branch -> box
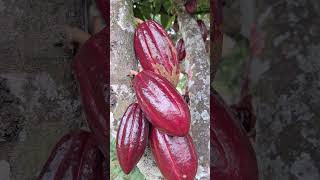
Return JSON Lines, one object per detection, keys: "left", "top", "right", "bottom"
{"left": 175, "top": 1, "right": 211, "bottom": 179}
{"left": 110, "top": 0, "right": 162, "bottom": 179}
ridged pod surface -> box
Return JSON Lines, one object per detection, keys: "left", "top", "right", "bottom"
{"left": 38, "top": 130, "right": 105, "bottom": 180}
{"left": 210, "top": 91, "right": 259, "bottom": 180}
{"left": 197, "top": 20, "right": 208, "bottom": 41}
{"left": 74, "top": 27, "right": 109, "bottom": 158}
{"left": 133, "top": 70, "right": 190, "bottom": 136}
{"left": 176, "top": 38, "right": 186, "bottom": 62}
{"left": 150, "top": 127, "right": 198, "bottom": 180}
{"left": 116, "top": 103, "right": 149, "bottom": 174}
{"left": 134, "top": 20, "right": 180, "bottom": 86}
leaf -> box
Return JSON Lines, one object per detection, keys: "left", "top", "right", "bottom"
{"left": 161, "top": 14, "right": 175, "bottom": 30}
{"left": 162, "top": 0, "right": 173, "bottom": 14}
{"left": 110, "top": 137, "right": 145, "bottom": 179}
{"left": 153, "top": 0, "right": 162, "bottom": 14}
{"left": 177, "top": 73, "right": 187, "bottom": 93}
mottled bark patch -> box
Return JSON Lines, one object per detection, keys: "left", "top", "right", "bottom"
{"left": 255, "top": 1, "right": 320, "bottom": 179}
{"left": 0, "top": 77, "right": 24, "bottom": 142}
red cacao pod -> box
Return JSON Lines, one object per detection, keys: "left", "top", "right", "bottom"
{"left": 185, "top": 0, "right": 197, "bottom": 14}
{"left": 134, "top": 20, "right": 180, "bottom": 86}
{"left": 150, "top": 127, "right": 198, "bottom": 180}
{"left": 176, "top": 38, "right": 186, "bottom": 62}
{"left": 38, "top": 130, "right": 105, "bottom": 180}
{"left": 74, "top": 27, "right": 109, "bottom": 158}
{"left": 210, "top": 91, "right": 259, "bottom": 180}
{"left": 172, "top": 19, "right": 179, "bottom": 33}
{"left": 197, "top": 20, "right": 208, "bottom": 41}
{"left": 133, "top": 70, "right": 190, "bottom": 136}
{"left": 116, "top": 103, "right": 149, "bottom": 174}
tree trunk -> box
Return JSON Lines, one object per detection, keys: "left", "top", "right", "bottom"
{"left": 0, "top": 0, "right": 84, "bottom": 179}
{"left": 254, "top": 0, "right": 320, "bottom": 179}
{"left": 110, "top": 0, "right": 163, "bottom": 179}
{"left": 175, "top": 1, "right": 211, "bottom": 179}
{"left": 111, "top": 0, "right": 210, "bottom": 179}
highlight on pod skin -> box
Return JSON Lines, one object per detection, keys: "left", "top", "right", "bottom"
{"left": 0, "top": 0, "right": 311, "bottom": 179}
{"left": 110, "top": 0, "right": 210, "bottom": 179}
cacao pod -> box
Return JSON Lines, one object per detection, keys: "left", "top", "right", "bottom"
{"left": 134, "top": 20, "right": 180, "bottom": 86}
{"left": 150, "top": 127, "right": 198, "bottom": 180}
{"left": 176, "top": 38, "right": 186, "bottom": 62}
{"left": 172, "top": 19, "right": 179, "bottom": 33}
{"left": 133, "top": 70, "right": 190, "bottom": 136}
{"left": 116, "top": 103, "right": 149, "bottom": 174}
{"left": 210, "top": 91, "right": 259, "bottom": 180}
{"left": 185, "top": 0, "right": 197, "bottom": 14}
{"left": 197, "top": 20, "right": 208, "bottom": 41}
{"left": 38, "top": 130, "right": 105, "bottom": 180}
{"left": 74, "top": 27, "right": 109, "bottom": 158}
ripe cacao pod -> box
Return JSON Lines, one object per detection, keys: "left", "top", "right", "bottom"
{"left": 197, "top": 20, "right": 208, "bottom": 41}
{"left": 116, "top": 103, "right": 149, "bottom": 174}
{"left": 134, "top": 20, "right": 180, "bottom": 86}
{"left": 150, "top": 127, "right": 198, "bottom": 180}
{"left": 176, "top": 38, "right": 186, "bottom": 62}
{"left": 185, "top": 0, "right": 197, "bottom": 14}
{"left": 210, "top": 91, "right": 259, "bottom": 180}
{"left": 74, "top": 27, "right": 109, "bottom": 158}
{"left": 133, "top": 70, "right": 190, "bottom": 136}
{"left": 38, "top": 130, "right": 105, "bottom": 180}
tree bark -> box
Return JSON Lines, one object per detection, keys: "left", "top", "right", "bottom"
{"left": 254, "top": 0, "right": 320, "bottom": 179}
{"left": 110, "top": 0, "right": 163, "bottom": 179}
{"left": 175, "top": 1, "right": 211, "bottom": 179}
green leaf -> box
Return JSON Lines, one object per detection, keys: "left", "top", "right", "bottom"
{"left": 177, "top": 73, "right": 187, "bottom": 93}
{"left": 153, "top": 0, "right": 162, "bottom": 14}
{"left": 162, "top": 0, "right": 173, "bottom": 14}
{"left": 161, "top": 14, "right": 175, "bottom": 30}
{"left": 110, "top": 137, "right": 145, "bottom": 179}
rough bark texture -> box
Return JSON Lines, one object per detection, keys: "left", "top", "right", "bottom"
{"left": 110, "top": 0, "right": 136, "bottom": 136}
{"left": 110, "top": 0, "right": 162, "bottom": 179}
{"left": 175, "top": 1, "right": 211, "bottom": 179}
{"left": 0, "top": 0, "right": 85, "bottom": 179}
{"left": 254, "top": 0, "right": 320, "bottom": 179}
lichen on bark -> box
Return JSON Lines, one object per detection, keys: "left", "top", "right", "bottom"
{"left": 110, "top": 0, "right": 162, "bottom": 179}
{"left": 176, "top": 3, "right": 211, "bottom": 179}
{"left": 254, "top": 0, "right": 320, "bottom": 179}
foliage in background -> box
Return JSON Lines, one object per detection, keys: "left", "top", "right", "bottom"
{"left": 214, "top": 39, "right": 249, "bottom": 104}
{"left": 110, "top": 0, "right": 210, "bottom": 179}
{"left": 110, "top": 138, "right": 145, "bottom": 180}
{"left": 133, "top": 0, "right": 209, "bottom": 30}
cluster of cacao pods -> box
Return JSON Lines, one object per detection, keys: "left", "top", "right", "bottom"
{"left": 116, "top": 20, "right": 198, "bottom": 179}
{"left": 38, "top": 130, "right": 108, "bottom": 180}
